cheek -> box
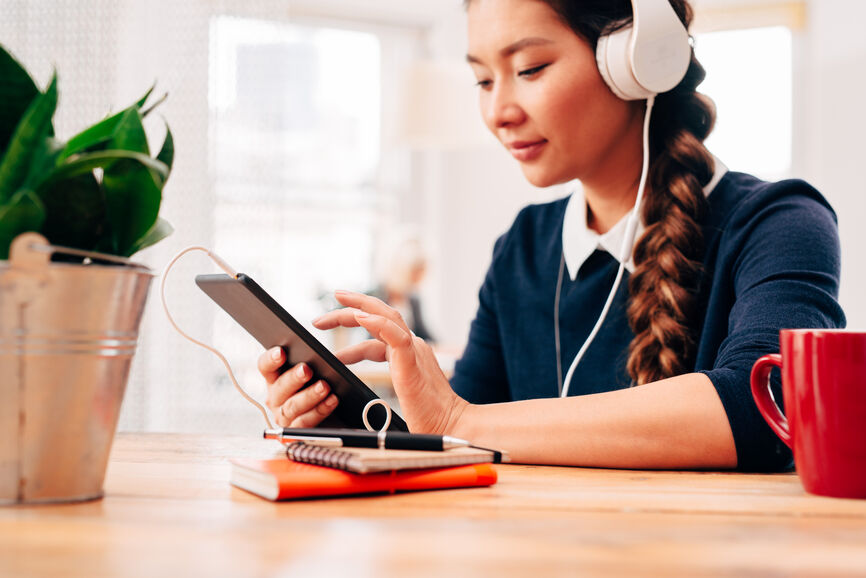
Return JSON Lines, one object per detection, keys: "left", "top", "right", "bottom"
{"left": 543, "top": 78, "right": 629, "bottom": 155}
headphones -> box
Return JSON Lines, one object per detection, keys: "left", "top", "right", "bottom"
{"left": 595, "top": 0, "right": 691, "bottom": 100}
{"left": 557, "top": 0, "right": 692, "bottom": 397}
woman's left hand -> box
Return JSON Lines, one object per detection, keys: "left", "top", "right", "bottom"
{"left": 313, "top": 290, "right": 469, "bottom": 435}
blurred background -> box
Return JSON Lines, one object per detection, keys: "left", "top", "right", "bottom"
{"left": 1, "top": 0, "right": 863, "bottom": 433}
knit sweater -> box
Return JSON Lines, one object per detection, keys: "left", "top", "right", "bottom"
{"left": 450, "top": 171, "right": 846, "bottom": 471}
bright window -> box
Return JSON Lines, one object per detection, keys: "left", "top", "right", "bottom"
{"left": 695, "top": 26, "right": 793, "bottom": 180}
{"left": 209, "top": 16, "right": 382, "bottom": 326}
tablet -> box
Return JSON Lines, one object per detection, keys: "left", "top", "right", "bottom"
{"left": 195, "top": 273, "right": 408, "bottom": 432}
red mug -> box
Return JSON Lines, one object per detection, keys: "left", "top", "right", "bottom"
{"left": 751, "top": 329, "right": 866, "bottom": 498}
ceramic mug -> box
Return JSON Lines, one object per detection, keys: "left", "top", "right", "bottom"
{"left": 751, "top": 329, "right": 866, "bottom": 499}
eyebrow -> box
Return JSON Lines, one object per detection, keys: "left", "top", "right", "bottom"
{"left": 466, "top": 37, "right": 554, "bottom": 65}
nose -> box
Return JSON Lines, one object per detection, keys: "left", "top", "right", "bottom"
{"left": 481, "top": 81, "right": 525, "bottom": 132}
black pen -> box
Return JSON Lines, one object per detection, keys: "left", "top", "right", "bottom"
{"left": 263, "top": 428, "right": 471, "bottom": 451}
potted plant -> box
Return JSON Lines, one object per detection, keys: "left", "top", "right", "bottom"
{"left": 0, "top": 44, "right": 173, "bottom": 503}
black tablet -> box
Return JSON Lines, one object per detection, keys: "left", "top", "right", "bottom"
{"left": 195, "top": 273, "right": 408, "bottom": 432}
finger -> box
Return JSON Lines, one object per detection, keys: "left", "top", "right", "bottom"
{"left": 354, "top": 311, "right": 415, "bottom": 354}
{"left": 289, "top": 394, "right": 339, "bottom": 428}
{"left": 312, "top": 307, "right": 362, "bottom": 330}
{"left": 335, "top": 339, "right": 387, "bottom": 364}
{"left": 258, "top": 347, "right": 286, "bottom": 384}
{"left": 334, "top": 290, "right": 411, "bottom": 334}
{"left": 266, "top": 362, "right": 313, "bottom": 408}
{"left": 275, "top": 380, "right": 332, "bottom": 427}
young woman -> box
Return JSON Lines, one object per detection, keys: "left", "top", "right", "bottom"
{"left": 258, "top": 0, "right": 845, "bottom": 471}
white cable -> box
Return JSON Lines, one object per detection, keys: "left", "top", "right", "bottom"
{"left": 160, "top": 246, "right": 274, "bottom": 428}
{"left": 561, "top": 95, "right": 655, "bottom": 398}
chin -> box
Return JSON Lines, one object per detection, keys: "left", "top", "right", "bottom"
{"left": 519, "top": 164, "right": 568, "bottom": 189}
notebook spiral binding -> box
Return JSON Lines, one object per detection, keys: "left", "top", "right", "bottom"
{"left": 286, "top": 442, "right": 355, "bottom": 472}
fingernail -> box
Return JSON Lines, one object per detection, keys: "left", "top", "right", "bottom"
{"left": 270, "top": 348, "right": 282, "bottom": 361}
{"left": 325, "top": 395, "right": 338, "bottom": 407}
{"left": 355, "top": 311, "right": 369, "bottom": 319}
{"left": 311, "top": 315, "right": 323, "bottom": 324}
{"left": 315, "top": 382, "right": 326, "bottom": 394}
{"left": 296, "top": 364, "right": 308, "bottom": 378}
{"left": 335, "top": 289, "right": 348, "bottom": 296}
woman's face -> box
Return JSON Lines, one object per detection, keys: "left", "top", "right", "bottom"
{"left": 466, "top": 0, "right": 642, "bottom": 188}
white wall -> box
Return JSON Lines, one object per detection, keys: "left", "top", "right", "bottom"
{"left": 419, "top": 0, "right": 866, "bottom": 347}
{"left": 798, "top": 0, "right": 866, "bottom": 329}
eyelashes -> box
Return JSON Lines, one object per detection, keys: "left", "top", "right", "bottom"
{"left": 474, "top": 63, "right": 551, "bottom": 89}
{"left": 518, "top": 63, "right": 550, "bottom": 78}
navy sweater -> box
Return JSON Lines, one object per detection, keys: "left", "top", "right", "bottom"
{"left": 450, "top": 171, "right": 845, "bottom": 471}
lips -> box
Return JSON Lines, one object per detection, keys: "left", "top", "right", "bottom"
{"left": 507, "top": 139, "right": 547, "bottom": 162}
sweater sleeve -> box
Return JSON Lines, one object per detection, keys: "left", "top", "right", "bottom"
{"left": 450, "top": 235, "right": 512, "bottom": 404}
{"left": 698, "top": 181, "right": 846, "bottom": 472}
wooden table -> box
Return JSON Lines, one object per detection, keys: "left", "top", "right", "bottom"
{"left": 2, "top": 433, "right": 866, "bottom": 577}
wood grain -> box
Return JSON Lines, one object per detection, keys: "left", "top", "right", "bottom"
{"left": 1, "top": 433, "right": 865, "bottom": 578}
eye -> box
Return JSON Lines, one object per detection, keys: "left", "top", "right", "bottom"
{"left": 475, "top": 78, "right": 492, "bottom": 89}
{"left": 518, "top": 63, "right": 550, "bottom": 78}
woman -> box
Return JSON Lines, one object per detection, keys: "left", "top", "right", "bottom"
{"left": 259, "top": 0, "right": 844, "bottom": 471}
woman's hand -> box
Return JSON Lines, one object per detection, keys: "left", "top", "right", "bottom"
{"left": 313, "top": 290, "right": 469, "bottom": 435}
{"left": 257, "top": 348, "right": 339, "bottom": 427}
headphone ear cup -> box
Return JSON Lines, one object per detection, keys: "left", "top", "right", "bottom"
{"left": 596, "top": 26, "right": 655, "bottom": 101}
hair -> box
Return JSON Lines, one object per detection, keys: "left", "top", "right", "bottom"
{"left": 467, "top": 0, "right": 716, "bottom": 385}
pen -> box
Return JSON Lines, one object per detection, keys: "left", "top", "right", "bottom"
{"left": 263, "top": 428, "right": 471, "bottom": 451}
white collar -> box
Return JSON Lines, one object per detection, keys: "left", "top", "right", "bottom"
{"left": 562, "top": 155, "right": 728, "bottom": 280}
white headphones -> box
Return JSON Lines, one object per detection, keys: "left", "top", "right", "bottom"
{"left": 595, "top": 0, "right": 691, "bottom": 100}
{"left": 557, "top": 0, "right": 692, "bottom": 397}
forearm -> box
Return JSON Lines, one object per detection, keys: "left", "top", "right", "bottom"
{"left": 451, "top": 373, "right": 738, "bottom": 469}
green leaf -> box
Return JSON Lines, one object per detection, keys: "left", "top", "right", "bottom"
{"left": 155, "top": 123, "right": 174, "bottom": 183}
{"left": 107, "top": 107, "right": 149, "bottom": 154}
{"left": 135, "top": 84, "right": 155, "bottom": 109}
{"left": 0, "top": 74, "right": 58, "bottom": 203}
{"left": 37, "top": 172, "right": 105, "bottom": 250}
{"left": 128, "top": 216, "right": 173, "bottom": 256}
{"left": 44, "top": 149, "right": 168, "bottom": 185}
{"left": 101, "top": 158, "right": 162, "bottom": 256}
{"left": 0, "top": 189, "right": 46, "bottom": 259}
{"left": 0, "top": 45, "right": 46, "bottom": 160}
{"left": 140, "top": 91, "right": 168, "bottom": 118}
{"left": 20, "top": 137, "right": 64, "bottom": 192}
{"left": 58, "top": 86, "right": 156, "bottom": 160}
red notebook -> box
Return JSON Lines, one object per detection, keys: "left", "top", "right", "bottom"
{"left": 230, "top": 458, "right": 498, "bottom": 501}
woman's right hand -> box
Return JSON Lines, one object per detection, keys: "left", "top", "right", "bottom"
{"left": 258, "top": 347, "right": 339, "bottom": 427}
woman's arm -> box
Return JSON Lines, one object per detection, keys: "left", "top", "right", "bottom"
{"left": 452, "top": 372, "right": 737, "bottom": 468}
{"left": 316, "top": 291, "right": 738, "bottom": 469}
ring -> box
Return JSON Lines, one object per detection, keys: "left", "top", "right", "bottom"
{"left": 362, "top": 399, "right": 392, "bottom": 433}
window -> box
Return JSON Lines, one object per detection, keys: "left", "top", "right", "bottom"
{"left": 209, "top": 17, "right": 383, "bottom": 326}
{"left": 694, "top": 26, "right": 794, "bottom": 180}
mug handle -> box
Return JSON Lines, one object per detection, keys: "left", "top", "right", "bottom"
{"left": 750, "top": 353, "right": 791, "bottom": 447}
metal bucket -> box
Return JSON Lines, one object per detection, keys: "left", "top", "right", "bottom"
{"left": 0, "top": 233, "right": 153, "bottom": 504}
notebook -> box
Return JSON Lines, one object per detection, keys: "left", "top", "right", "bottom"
{"left": 230, "top": 458, "right": 498, "bottom": 501}
{"left": 284, "top": 441, "right": 508, "bottom": 474}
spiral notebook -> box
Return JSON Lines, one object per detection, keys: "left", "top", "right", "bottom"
{"left": 283, "top": 441, "right": 508, "bottom": 474}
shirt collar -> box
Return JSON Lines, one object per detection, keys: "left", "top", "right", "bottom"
{"left": 562, "top": 155, "right": 728, "bottom": 280}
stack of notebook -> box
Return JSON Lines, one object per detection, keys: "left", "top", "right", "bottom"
{"left": 231, "top": 442, "right": 505, "bottom": 501}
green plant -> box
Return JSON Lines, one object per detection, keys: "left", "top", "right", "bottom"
{"left": 0, "top": 43, "right": 173, "bottom": 260}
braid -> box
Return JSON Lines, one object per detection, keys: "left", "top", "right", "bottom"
{"left": 626, "top": 56, "right": 716, "bottom": 385}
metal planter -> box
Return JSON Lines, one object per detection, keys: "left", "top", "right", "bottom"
{"left": 0, "top": 233, "right": 153, "bottom": 504}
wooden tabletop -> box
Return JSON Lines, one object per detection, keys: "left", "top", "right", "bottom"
{"left": 2, "top": 433, "right": 865, "bottom": 578}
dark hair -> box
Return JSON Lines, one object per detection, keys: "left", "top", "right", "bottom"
{"left": 470, "top": 0, "right": 716, "bottom": 384}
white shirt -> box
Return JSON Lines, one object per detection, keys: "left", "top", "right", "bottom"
{"left": 562, "top": 156, "right": 729, "bottom": 280}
